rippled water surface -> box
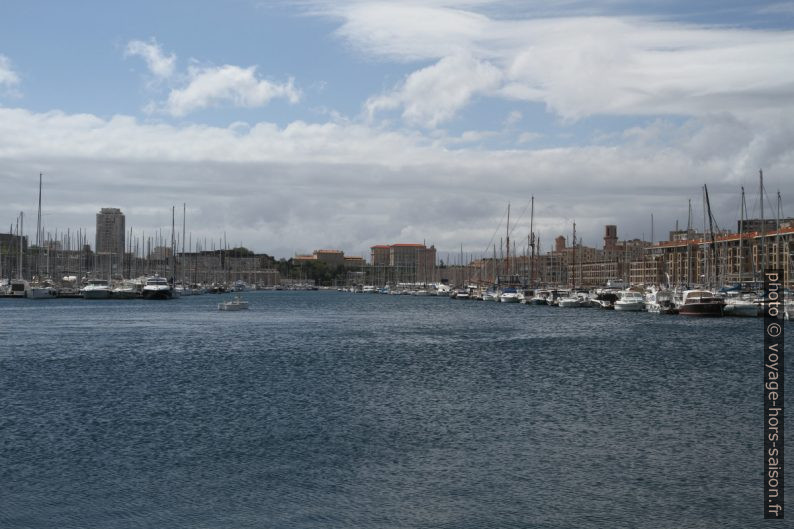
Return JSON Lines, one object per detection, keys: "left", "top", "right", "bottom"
{"left": 0, "top": 292, "right": 788, "bottom": 528}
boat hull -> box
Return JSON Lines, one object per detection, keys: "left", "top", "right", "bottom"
{"left": 679, "top": 303, "right": 725, "bottom": 317}
{"left": 142, "top": 288, "right": 173, "bottom": 300}
{"left": 82, "top": 290, "right": 111, "bottom": 299}
{"left": 28, "top": 287, "right": 58, "bottom": 299}
{"left": 499, "top": 295, "right": 520, "bottom": 303}
{"left": 614, "top": 301, "right": 644, "bottom": 311}
{"left": 724, "top": 302, "right": 759, "bottom": 317}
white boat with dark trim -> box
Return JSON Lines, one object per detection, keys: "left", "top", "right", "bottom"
{"left": 678, "top": 290, "right": 725, "bottom": 317}
{"left": 81, "top": 279, "right": 112, "bottom": 299}
{"left": 142, "top": 276, "right": 173, "bottom": 300}
{"left": 28, "top": 283, "right": 58, "bottom": 298}
{"left": 8, "top": 279, "right": 28, "bottom": 298}
{"left": 499, "top": 287, "right": 520, "bottom": 303}
{"left": 614, "top": 290, "right": 645, "bottom": 311}
{"left": 218, "top": 294, "right": 249, "bottom": 311}
{"left": 558, "top": 292, "right": 589, "bottom": 308}
{"left": 483, "top": 287, "right": 499, "bottom": 301}
{"left": 645, "top": 289, "right": 677, "bottom": 314}
{"left": 529, "top": 290, "right": 550, "bottom": 305}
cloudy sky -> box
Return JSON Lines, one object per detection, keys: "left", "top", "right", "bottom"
{"left": 1, "top": 0, "right": 793, "bottom": 259}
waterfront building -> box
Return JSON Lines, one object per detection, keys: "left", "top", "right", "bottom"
{"left": 369, "top": 243, "right": 437, "bottom": 284}
{"left": 370, "top": 245, "right": 391, "bottom": 266}
{"left": 294, "top": 249, "right": 354, "bottom": 268}
{"left": 149, "top": 246, "right": 173, "bottom": 260}
{"left": 344, "top": 256, "right": 365, "bottom": 268}
{"left": 738, "top": 217, "right": 794, "bottom": 234}
{"left": 650, "top": 226, "right": 794, "bottom": 287}
{"left": 0, "top": 233, "right": 28, "bottom": 279}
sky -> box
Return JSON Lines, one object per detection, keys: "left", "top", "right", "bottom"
{"left": 1, "top": 0, "right": 794, "bottom": 259}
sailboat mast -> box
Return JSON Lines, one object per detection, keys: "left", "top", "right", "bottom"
{"left": 739, "top": 187, "right": 745, "bottom": 284}
{"left": 182, "top": 203, "right": 187, "bottom": 287}
{"left": 505, "top": 203, "right": 510, "bottom": 281}
{"left": 704, "top": 184, "right": 718, "bottom": 287}
{"left": 171, "top": 206, "right": 176, "bottom": 284}
{"left": 572, "top": 220, "right": 576, "bottom": 289}
{"left": 529, "top": 195, "right": 534, "bottom": 287}
{"left": 686, "top": 199, "right": 692, "bottom": 287}
{"left": 36, "top": 173, "right": 42, "bottom": 278}
{"left": 777, "top": 191, "right": 781, "bottom": 271}
{"left": 760, "top": 169, "right": 765, "bottom": 279}
{"left": 19, "top": 212, "right": 24, "bottom": 279}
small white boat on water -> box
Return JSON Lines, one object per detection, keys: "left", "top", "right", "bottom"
{"left": 142, "top": 276, "right": 173, "bottom": 300}
{"left": 724, "top": 294, "right": 760, "bottom": 317}
{"left": 558, "top": 292, "right": 590, "bottom": 308}
{"left": 614, "top": 290, "right": 645, "bottom": 312}
{"left": 26, "top": 279, "right": 58, "bottom": 298}
{"left": 499, "top": 287, "right": 520, "bottom": 303}
{"left": 528, "top": 290, "right": 550, "bottom": 305}
{"left": 454, "top": 288, "right": 470, "bottom": 300}
{"left": 645, "top": 289, "right": 677, "bottom": 314}
{"left": 81, "top": 279, "right": 112, "bottom": 299}
{"left": 218, "top": 294, "right": 249, "bottom": 311}
{"left": 482, "top": 287, "right": 499, "bottom": 301}
{"left": 8, "top": 279, "right": 28, "bottom": 298}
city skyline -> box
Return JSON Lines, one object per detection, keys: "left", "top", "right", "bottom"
{"left": 1, "top": 1, "right": 793, "bottom": 258}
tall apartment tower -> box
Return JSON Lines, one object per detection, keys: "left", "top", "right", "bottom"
{"left": 95, "top": 208, "right": 125, "bottom": 255}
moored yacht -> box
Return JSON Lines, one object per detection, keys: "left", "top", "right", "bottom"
{"left": 81, "top": 279, "right": 112, "bottom": 299}
{"left": 499, "top": 287, "right": 520, "bottom": 303}
{"left": 483, "top": 287, "right": 499, "bottom": 301}
{"left": 529, "top": 290, "right": 550, "bottom": 305}
{"left": 678, "top": 290, "right": 725, "bottom": 317}
{"left": 558, "top": 292, "right": 590, "bottom": 308}
{"left": 614, "top": 290, "right": 645, "bottom": 311}
{"left": 645, "top": 289, "right": 677, "bottom": 314}
{"left": 8, "top": 279, "right": 28, "bottom": 298}
{"left": 142, "top": 276, "right": 173, "bottom": 300}
{"left": 723, "top": 293, "right": 760, "bottom": 317}
{"left": 453, "top": 288, "right": 470, "bottom": 300}
{"left": 28, "top": 279, "right": 58, "bottom": 298}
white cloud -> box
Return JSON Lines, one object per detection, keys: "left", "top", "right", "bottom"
{"left": 326, "top": 3, "right": 794, "bottom": 122}
{"left": 365, "top": 53, "right": 501, "bottom": 127}
{"left": 1, "top": 105, "right": 792, "bottom": 257}
{"left": 163, "top": 65, "right": 301, "bottom": 117}
{"left": 0, "top": 54, "right": 20, "bottom": 88}
{"left": 125, "top": 39, "right": 176, "bottom": 78}
{"left": 504, "top": 110, "right": 523, "bottom": 127}
{"left": 517, "top": 131, "right": 542, "bottom": 144}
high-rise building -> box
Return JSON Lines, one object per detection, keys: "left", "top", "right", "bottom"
{"left": 95, "top": 208, "right": 125, "bottom": 255}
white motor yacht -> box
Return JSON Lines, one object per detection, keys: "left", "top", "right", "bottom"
{"left": 8, "top": 279, "right": 28, "bottom": 298}
{"left": 499, "top": 287, "right": 520, "bottom": 303}
{"left": 724, "top": 294, "right": 760, "bottom": 317}
{"left": 219, "top": 294, "right": 249, "bottom": 311}
{"left": 614, "top": 290, "right": 645, "bottom": 311}
{"left": 529, "top": 290, "right": 550, "bottom": 305}
{"left": 558, "top": 292, "right": 589, "bottom": 308}
{"left": 483, "top": 287, "right": 499, "bottom": 301}
{"left": 81, "top": 279, "right": 112, "bottom": 299}
{"left": 645, "top": 289, "right": 677, "bottom": 314}
{"left": 142, "top": 276, "right": 173, "bottom": 300}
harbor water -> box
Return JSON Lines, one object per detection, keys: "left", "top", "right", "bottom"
{"left": 0, "top": 292, "right": 787, "bottom": 528}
